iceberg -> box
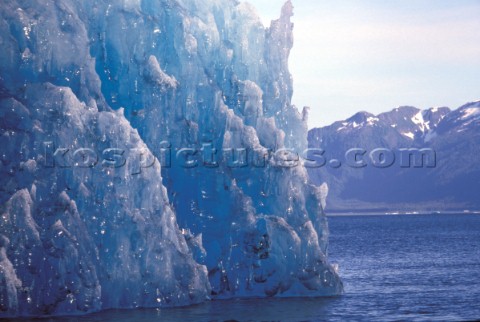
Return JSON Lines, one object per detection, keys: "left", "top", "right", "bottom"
{"left": 0, "top": 0, "right": 342, "bottom": 317}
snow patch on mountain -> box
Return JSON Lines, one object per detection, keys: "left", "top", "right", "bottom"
{"left": 402, "top": 132, "right": 415, "bottom": 140}
{"left": 366, "top": 117, "right": 379, "bottom": 126}
{"left": 461, "top": 107, "right": 480, "bottom": 120}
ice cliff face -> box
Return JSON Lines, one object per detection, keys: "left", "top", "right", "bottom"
{"left": 0, "top": 0, "right": 342, "bottom": 317}
{"left": 0, "top": 85, "right": 210, "bottom": 315}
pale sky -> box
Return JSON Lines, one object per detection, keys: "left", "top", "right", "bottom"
{"left": 247, "top": 0, "right": 480, "bottom": 128}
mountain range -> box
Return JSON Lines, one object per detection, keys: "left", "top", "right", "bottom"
{"left": 308, "top": 101, "right": 480, "bottom": 213}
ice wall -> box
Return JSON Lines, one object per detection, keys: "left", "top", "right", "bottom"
{"left": 0, "top": 0, "right": 342, "bottom": 317}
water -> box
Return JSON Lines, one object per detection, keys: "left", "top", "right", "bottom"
{"left": 10, "top": 214, "right": 480, "bottom": 321}
{"left": 326, "top": 214, "right": 480, "bottom": 321}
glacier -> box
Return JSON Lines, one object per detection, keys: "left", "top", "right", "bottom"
{"left": 0, "top": 0, "right": 342, "bottom": 317}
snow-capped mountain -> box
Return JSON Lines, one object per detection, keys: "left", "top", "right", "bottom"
{"left": 308, "top": 101, "right": 480, "bottom": 212}
{"left": 435, "top": 101, "right": 480, "bottom": 135}
{"left": 0, "top": 0, "right": 342, "bottom": 317}
{"left": 321, "top": 106, "right": 450, "bottom": 142}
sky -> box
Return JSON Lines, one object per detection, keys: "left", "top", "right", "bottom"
{"left": 248, "top": 0, "right": 480, "bottom": 128}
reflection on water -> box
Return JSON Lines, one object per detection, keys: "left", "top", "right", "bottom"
{"left": 31, "top": 297, "right": 340, "bottom": 322}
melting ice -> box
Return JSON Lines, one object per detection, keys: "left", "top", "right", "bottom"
{"left": 0, "top": 0, "right": 342, "bottom": 317}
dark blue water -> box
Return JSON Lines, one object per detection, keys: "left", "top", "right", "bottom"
{"left": 326, "top": 214, "right": 480, "bottom": 321}
{"left": 12, "top": 214, "right": 480, "bottom": 321}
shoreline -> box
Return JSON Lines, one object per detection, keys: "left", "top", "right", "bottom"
{"left": 327, "top": 210, "right": 480, "bottom": 217}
